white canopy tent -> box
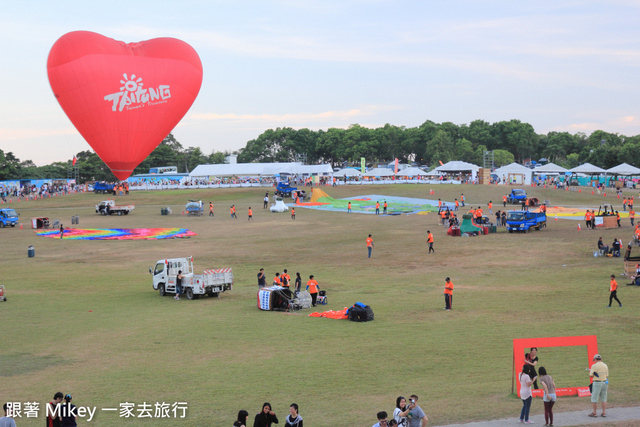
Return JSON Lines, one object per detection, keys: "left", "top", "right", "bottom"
{"left": 395, "top": 167, "right": 428, "bottom": 177}
{"left": 532, "top": 162, "right": 570, "bottom": 175}
{"left": 189, "top": 162, "right": 333, "bottom": 180}
{"left": 434, "top": 161, "right": 480, "bottom": 181}
{"left": 362, "top": 167, "right": 395, "bottom": 177}
{"left": 606, "top": 163, "right": 640, "bottom": 175}
{"left": 569, "top": 163, "right": 606, "bottom": 175}
{"left": 333, "top": 168, "right": 362, "bottom": 177}
{"left": 494, "top": 163, "right": 533, "bottom": 186}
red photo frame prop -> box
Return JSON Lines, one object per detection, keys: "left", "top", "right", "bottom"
{"left": 513, "top": 335, "right": 598, "bottom": 397}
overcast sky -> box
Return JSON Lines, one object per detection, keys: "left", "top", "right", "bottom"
{"left": 1, "top": 0, "right": 639, "bottom": 166}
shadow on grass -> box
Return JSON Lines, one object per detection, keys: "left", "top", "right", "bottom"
{"left": 0, "top": 353, "right": 65, "bottom": 377}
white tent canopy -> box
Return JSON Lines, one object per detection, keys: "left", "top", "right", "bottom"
{"left": 333, "top": 168, "right": 362, "bottom": 177}
{"left": 362, "top": 167, "right": 395, "bottom": 177}
{"left": 189, "top": 162, "right": 333, "bottom": 179}
{"left": 395, "top": 167, "right": 428, "bottom": 177}
{"left": 533, "top": 162, "right": 570, "bottom": 174}
{"left": 494, "top": 163, "right": 533, "bottom": 185}
{"left": 606, "top": 163, "right": 640, "bottom": 175}
{"left": 569, "top": 163, "right": 606, "bottom": 174}
{"left": 434, "top": 161, "right": 480, "bottom": 173}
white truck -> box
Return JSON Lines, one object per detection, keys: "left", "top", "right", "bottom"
{"left": 149, "top": 256, "right": 233, "bottom": 300}
{"left": 95, "top": 200, "right": 134, "bottom": 215}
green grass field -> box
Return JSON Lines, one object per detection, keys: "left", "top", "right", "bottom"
{"left": 1, "top": 184, "right": 639, "bottom": 426}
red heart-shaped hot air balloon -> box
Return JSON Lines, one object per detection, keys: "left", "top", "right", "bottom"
{"left": 47, "top": 31, "right": 203, "bottom": 180}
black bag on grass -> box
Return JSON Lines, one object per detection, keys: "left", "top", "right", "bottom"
{"left": 347, "top": 302, "right": 374, "bottom": 322}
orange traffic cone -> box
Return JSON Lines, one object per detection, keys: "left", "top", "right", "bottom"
{"left": 19, "top": 223, "right": 22, "bottom": 229}
{"left": 592, "top": 190, "right": 595, "bottom": 195}
{"left": 604, "top": 192, "right": 607, "bottom": 197}
{"left": 579, "top": 189, "right": 581, "bottom": 193}
{"left": 578, "top": 223, "right": 581, "bottom": 230}
{"left": 555, "top": 214, "right": 558, "bottom": 221}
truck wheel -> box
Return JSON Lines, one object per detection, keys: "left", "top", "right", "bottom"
{"left": 117, "top": 211, "right": 122, "bottom": 216}
{"left": 0, "top": 222, "right": 4, "bottom": 228}
{"left": 124, "top": 211, "right": 129, "bottom": 215}
{"left": 11, "top": 224, "right": 15, "bottom": 227}
{"left": 186, "top": 288, "right": 194, "bottom": 300}
{"left": 508, "top": 229, "right": 513, "bottom": 233}
{"left": 100, "top": 211, "right": 106, "bottom": 216}
{"left": 158, "top": 284, "right": 166, "bottom": 296}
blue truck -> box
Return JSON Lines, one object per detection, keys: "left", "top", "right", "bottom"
{"left": 506, "top": 189, "right": 527, "bottom": 204}
{"left": 506, "top": 211, "right": 547, "bottom": 233}
{"left": 93, "top": 181, "right": 115, "bottom": 194}
{"left": 276, "top": 181, "right": 297, "bottom": 197}
{"left": 0, "top": 208, "right": 19, "bottom": 228}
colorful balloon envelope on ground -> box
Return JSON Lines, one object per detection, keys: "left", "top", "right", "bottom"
{"left": 47, "top": 31, "right": 203, "bottom": 180}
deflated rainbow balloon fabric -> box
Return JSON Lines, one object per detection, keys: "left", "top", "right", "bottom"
{"left": 36, "top": 228, "right": 197, "bottom": 240}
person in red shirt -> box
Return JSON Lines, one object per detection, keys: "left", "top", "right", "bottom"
{"left": 248, "top": 207, "right": 253, "bottom": 221}
{"left": 366, "top": 234, "right": 374, "bottom": 258}
{"left": 608, "top": 275, "right": 622, "bottom": 307}
{"left": 47, "top": 392, "right": 63, "bottom": 427}
{"left": 291, "top": 207, "right": 295, "bottom": 220}
{"left": 427, "top": 231, "right": 434, "bottom": 254}
{"left": 306, "top": 275, "right": 320, "bottom": 306}
{"left": 444, "top": 277, "right": 454, "bottom": 310}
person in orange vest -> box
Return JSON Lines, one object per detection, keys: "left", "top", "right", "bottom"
{"left": 616, "top": 211, "right": 621, "bottom": 228}
{"left": 461, "top": 194, "right": 465, "bottom": 207}
{"left": 438, "top": 199, "right": 442, "bottom": 209}
{"left": 209, "top": 202, "right": 214, "bottom": 217}
{"left": 248, "top": 207, "right": 253, "bottom": 221}
{"left": 347, "top": 201, "right": 352, "bottom": 213}
{"left": 443, "top": 277, "right": 454, "bottom": 310}
{"left": 230, "top": 205, "right": 237, "bottom": 219}
{"left": 608, "top": 274, "right": 622, "bottom": 307}
{"left": 306, "top": 274, "right": 320, "bottom": 306}
{"left": 383, "top": 200, "right": 388, "bottom": 214}
{"left": 540, "top": 204, "right": 547, "bottom": 214}
{"left": 291, "top": 207, "right": 295, "bottom": 220}
{"left": 273, "top": 272, "right": 281, "bottom": 286}
{"left": 281, "top": 269, "right": 290, "bottom": 288}
{"left": 488, "top": 201, "right": 493, "bottom": 215}
{"left": 585, "top": 210, "right": 592, "bottom": 229}
{"left": 629, "top": 208, "right": 635, "bottom": 227}
{"left": 630, "top": 196, "right": 634, "bottom": 211}
{"left": 427, "top": 230, "right": 434, "bottom": 254}
{"left": 366, "top": 234, "right": 374, "bottom": 258}
{"left": 375, "top": 201, "right": 380, "bottom": 215}
{"left": 503, "top": 194, "right": 507, "bottom": 207}
{"left": 454, "top": 199, "right": 459, "bottom": 211}
{"left": 475, "top": 207, "right": 483, "bottom": 224}
{"left": 440, "top": 209, "right": 447, "bottom": 225}
{"left": 623, "top": 197, "right": 628, "bottom": 211}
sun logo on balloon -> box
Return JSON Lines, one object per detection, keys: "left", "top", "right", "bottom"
{"left": 120, "top": 73, "right": 143, "bottom": 92}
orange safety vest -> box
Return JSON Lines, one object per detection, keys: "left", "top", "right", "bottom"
{"left": 444, "top": 281, "right": 454, "bottom": 295}
{"left": 366, "top": 237, "right": 373, "bottom": 247}
{"left": 273, "top": 276, "right": 281, "bottom": 285}
{"left": 455, "top": 200, "right": 459, "bottom": 207}
{"left": 630, "top": 210, "right": 635, "bottom": 218}
{"left": 291, "top": 208, "right": 295, "bottom": 215}
{"left": 503, "top": 195, "right": 507, "bottom": 202}
{"left": 427, "top": 233, "right": 433, "bottom": 243}
{"left": 307, "top": 279, "right": 319, "bottom": 294}
{"left": 209, "top": 204, "right": 213, "bottom": 212}
{"left": 440, "top": 211, "right": 446, "bottom": 218}
{"left": 348, "top": 202, "right": 351, "bottom": 209}
{"left": 610, "top": 279, "right": 617, "bottom": 292}
{"left": 376, "top": 202, "right": 380, "bottom": 209}
{"left": 488, "top": 202, "right": 492, "bottom": 210}
{"left": 248, "top": 209, "right": 253, "bottom": 216}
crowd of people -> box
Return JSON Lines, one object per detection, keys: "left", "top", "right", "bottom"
{"left": 518, "top": 349, "right": 610, "bottom": 425}
{"left": 257, "top": 269, "right": 321, "bottom": 306}
{"left": 232, "top": 402, "right": 303, "bottom": 427}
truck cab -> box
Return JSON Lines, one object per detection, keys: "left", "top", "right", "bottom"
{"left": 506, "top": 211, "right": 547, "bottom": 232}
{"left": 151, "top": 257, "right": 194, "bottom": 296}
{"left": 507, "top": 189, "right": 527, "bottom": 204}
{"left": 0, "top": 209, "right": 19, "bottom": 227}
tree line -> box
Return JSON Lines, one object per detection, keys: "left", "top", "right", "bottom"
{"left": 2, "top": 119, "right": 640, "bottom": 182}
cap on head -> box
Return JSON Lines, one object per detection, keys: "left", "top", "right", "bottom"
{"left": 593, "top": 354, "right": 602, "bottom": 360}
